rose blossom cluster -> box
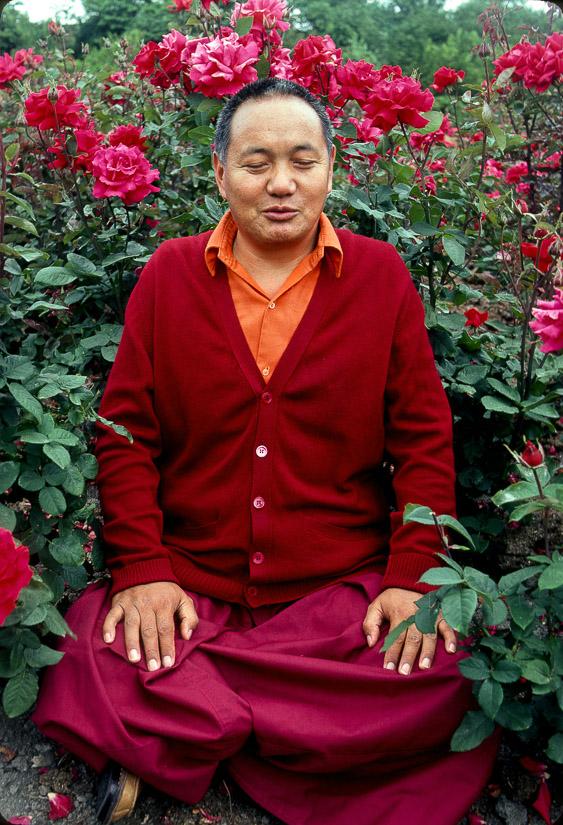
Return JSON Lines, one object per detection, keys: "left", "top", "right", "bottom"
{"left": 0, "top": 528, "right": 33, "bottom": 626}
{"left": 529, "top": 288, "right": 563, "bottom": 354}
{"left": 431, "top": 66, "right": 465, "bottom": 93}
{"left": 24, "top": 85, "right": 159, "bottom": 205}
{"left": 0, "top": 47, "right": 43, "bottom": 90}
{"left": 494, "top": 32, "right": 563, "bottom": 93}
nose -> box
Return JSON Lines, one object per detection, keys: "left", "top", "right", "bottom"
{"left": 266, "top": 163, "right": 297, "bottom": 197}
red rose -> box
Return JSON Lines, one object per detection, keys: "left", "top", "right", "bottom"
{"left": 334, "top": 59, "right": 385, "bottom": 106}
{"left": 362, "top": 76, "right": 434, "bottom": 133}
{"left": 520, "top": 440, "right": 544, "bottom": 468}
{"left": 47, "top": 127, "right": 104, "bottom": 173}
{"left": 157, "top": 29, "right": 188, "bottom": 81}
{"left": 291, "top": 35, "right": 342, "bottom": 99}
{"left": 0, "top": 52, "right": 26, "bottom": 89}
{"left": 410, "top": 114, "right": 455, "bottom": 152}
{"left": 108, "top": 124, "right": 149, "bottom": 153}
{"left": 521, "top": 234, "right": 558, "bottom": 273}
{"left": 133, "top": 41, "right": 173, "bottom": 89}
{"left": 168, "top": 0, "right": 192, "bottom": 10}
{"left": 92, "top": 144, "right": 160, "bottom": 206}
{"left": 0, "top": 529, "right": 33, "bottom": 626}
{"left": 24, "top": 85, "right": 89, "bottom": 131}
{"left": 431, "top": 66, "right": 465, "bottom": 93}
{"left": 504, "top": 161, "right": 528, "bottom": 184}
{"left": 189, "top": 32, "right": 260, "bottom": 98}
{"left": 464, "top": 308, "right": 489, "bottom": 328}
{"left": 529, "top": 287, "right": 563, "bottom": 353}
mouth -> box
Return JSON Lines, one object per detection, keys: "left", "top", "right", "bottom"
{"left": 262, "top": 207, "right": 299, "bottom": 221}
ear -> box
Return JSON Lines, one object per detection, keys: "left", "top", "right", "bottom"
{"left": 213, "top": 151, "right": 227, "bottom": 199}
{"left": 327, "top": 144, "right": 336, "bottom": 194}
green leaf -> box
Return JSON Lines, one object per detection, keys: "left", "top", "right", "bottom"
{"left": 19, "top": 430, "right": 48, "bottom": 444}
{"left": 24, "top": 644, "right": 64, "bottom": 668}
{"left": 546, "top": 732, "right": 563, "bottom": 763}
{"left": 2, "top": 667, "right": 39, "bottom": 717}
{"left": 403, "top": 504, "right": 434, "bottom": 525}
{"left": 66, "top": 253, "right": 98, "bottom": 276}
{"left": 487, "top": 378, "right": 520, "bottom": 403}
{"left": 34, "top": 266, "right": 77, "bottom": 286}
{"left": 481, "top": 395, "right": 519, "bottom": 415}
{"left": 479, "top": 677, "right": 503, "bottom": 719}
{"left": 95, "top": 414, "right": 133, "bottom": 443}
{"left": 509, "top": 501, "right": 550, "bottom": 521}
{"left": 414, "top": 604, "right": 440, "bottom": 633}
{"left": 441, "top": 587, "right": 478, "bottom": 633}
{"left": 492, "top": 481, "right": 538, "bottom": 507}
{"left": 456, "top": 365, "right": 489, "bottom": 385}
{"left": 538, "top": 561, "right": 563, "bottom": 591}
{"left": 506, "top": 594, "right": 535, "bottom": 629}
{"left": 381, "top": 617, "right": 413, "bottom": 652}
{"left": 4, "top": 215, "right": 38, "bottom": 236}
{"left": 463, "top": 567, "right": 497, "bottom": 597}
{"left": 187, "top": 125, "right": 215, "bottom": 145}
{"left": 76, "top": 453, "right": 98, "bottom": 479}
{"left": 43, "top": 442, "right": 71, "bottom": 469}
{"left": 495, "top": 701, "right": 532, "bottom": 731}
{"left": 43, "top": 463, "right": 66, "bottom": 485}
{"left": 17, "top": 469, "right": 44, "bottom": 491}
{"left": 419, "top": 568, "right": 463, "bottom": 585}
{"left": 458, "top": 655, "right": 490, "bottom": 680}
{"left": 442, "top": 235, "right": 466, "bottom": 266}
{"left": 0, "top": 461, "right": 19, "bottom": 493}
{"left": 482, "top": 598, "right": 508, "bottom": 625}
{"left": 436, "top": 515, "right": 476, "bottom": 550}
{"left": 20, "top": 604, "right": 48, "bottom": 626}
{"left": 8, "top": 383, "right": 43, "bottom": 423}
{"left": 49, "top": 534, "right": 84, "bottom": 566}
{"left": 0, "top": 503, "right": 17, "bottom": 531}
{"left": 411, "top": 110, "right": 444, "bottom": 135}
{"left": 410, "top": 221, "right": 441, "bottom": 236}
{"left": 519, "top": 659, "right": 551, "bottom": 684}
{"left": 50, "top": 428, "right": 79, "bottom": 447}
{"left": 489, "top": 123, "right": 506, "bottom": 151}
{"left": 62, "top": 466, "right": 85, "bottom": 497}
{"left": 450, "top": 710, "right": 495, "bottom": 751}
{"left": 42, "top": 604, "right": 75, "bottom": 638}
{"left": 235, "top": 14, "right": 253, "bottom": 35}
{"left": 38, "top": 486, "right": 67, "bottom": 516}
{"left": 491, "top": 660, "right": 521, "bottom": 683}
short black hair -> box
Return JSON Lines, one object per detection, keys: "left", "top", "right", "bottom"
{"left": 214, "top": 78, "right": 333, "bottom": 163}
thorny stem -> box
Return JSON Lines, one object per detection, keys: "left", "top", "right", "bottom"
{"left": 431, "top": 513, "right": 451, "bottom": 557}
{"left": 0, "top": 131, "right": 7, "bottom": 278}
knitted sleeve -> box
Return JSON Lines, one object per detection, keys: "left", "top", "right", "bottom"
{"left": 379, "top": 252, "right": 456, "bottom": 595}
{"left": 94, "top": 242, "right": 181, "bottom": 595}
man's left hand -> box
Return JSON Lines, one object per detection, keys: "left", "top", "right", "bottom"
{"left": 362, "top": 587, "right": 457, "bottom": 675}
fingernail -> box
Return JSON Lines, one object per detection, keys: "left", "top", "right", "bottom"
{"left": 104, "top": 633, "right": 112, "bottom": 643}
{"left": 366, "top": 635, "right": 373, "bottom": 647}
{"left": 448, "top": 642, "right": 456, "bottom": 652}
{"left": 400, "top": 663, "right": 411, "bottom": 675}
{"left": 129, "top": 649, "right": 140, "bottom": 662}
{"left": 384, "top": 662, "right": 395, "bottom": 670}
{"left": 162, "top": 656, "right": 172, "bottom": 668}
{"left": 421, "top": 657, "right": 431, "bottom": 669}
{"left": 185, "top": 628, "right": 193, "bottom": 640}
{"left": 148, "top": 659, "right": 159, "bottom": 671}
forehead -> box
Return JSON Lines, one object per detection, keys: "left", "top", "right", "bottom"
{"left": 228, "top": 96, "right": 326, "bottom": 154}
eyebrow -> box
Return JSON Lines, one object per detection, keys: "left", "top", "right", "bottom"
{"left": 239, "top": 143, "right": 320, "bottom": 158}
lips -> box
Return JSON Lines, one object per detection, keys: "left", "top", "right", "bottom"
{"left": 262, "top": 207, "right": 299, "bottom": 220}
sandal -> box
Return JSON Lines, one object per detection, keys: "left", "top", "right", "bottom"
{"left": 96, "top": 762, "right": 141, "bottom": 824}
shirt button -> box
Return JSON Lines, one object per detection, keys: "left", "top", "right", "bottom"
{"left": 262, "top": 366, "right": 270, "bottom": 377}
{"left": 261, "top": 392, "right": 272, "bottom": 404}
{"left": 247, "top": 586, "right": 258, "bottom": 597}
{"left": 268, "top": 301, "right": 276, "bottom": 309}
{"left": 256, "top": 445, "right": 268, "bottom": 458}
{"left": 252, "top": 551, "right": 265, "bottom": 565}
{"left": 253, "top": 496, "right": 265, "bottom": 509}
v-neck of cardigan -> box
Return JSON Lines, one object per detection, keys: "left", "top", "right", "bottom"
{"left": 215, "top": 254, "right": 336, "bottom": 395}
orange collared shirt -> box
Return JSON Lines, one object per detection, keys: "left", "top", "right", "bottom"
{"left": 205, "top": 210, "right": 343, "bottom": 382}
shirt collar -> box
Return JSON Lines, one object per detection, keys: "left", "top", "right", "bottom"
{"left": 204, "top": 210, "right": 343, "bottom": 278}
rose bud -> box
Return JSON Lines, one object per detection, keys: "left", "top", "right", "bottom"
{"left": 520, "top": 440, "right": 544, "bottom": 468}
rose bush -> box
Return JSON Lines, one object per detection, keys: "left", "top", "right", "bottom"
{"left": 0, "top": 2, "right": 561, "bottom": 810}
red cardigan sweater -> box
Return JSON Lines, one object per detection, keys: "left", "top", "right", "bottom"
{"left": 94, "top": 228, "right": 456, "bottom": 606}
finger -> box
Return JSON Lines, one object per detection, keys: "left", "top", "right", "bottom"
{"left": 418, "top": 631, "right": 438, "bottom": 670}
{"left": 362, "top": 600, "right": 386, "bottom": 647}
{"left": 177, "top": 596, "right": 198, "bottom": 641}
{"left": 155, "top": 606, "right": 176, "bottom": 668}
{"left": 102, "top": 602, "right": 124, "bottom": 644}
{"left": 138, "top": 604, "right": 161, "bottom": 671}
{"left": 382, "top": 626, "right": 408, "bottom": 672}
{"left": 438, "top": 617, "right": 457, "bottom": 653}
{"left": 122, "top": 602, "right": 142, "bottom": 664}
{"left": 397, "top": 625, "right": 424, "bottom": 676}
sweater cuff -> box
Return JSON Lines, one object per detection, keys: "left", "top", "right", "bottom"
{"left": 109, "top": 558, "right": 181, "bottom": 596}
{"left": 380, "top": 551, "right": 442, "bottom": 595}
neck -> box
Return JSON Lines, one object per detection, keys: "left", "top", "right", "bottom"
{"left": 233, "top": 227, "right": 319, "bottom": 290}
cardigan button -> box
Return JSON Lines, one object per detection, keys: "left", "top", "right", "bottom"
{"left": 253, "top": 496, "right": 265, "bottom": 509}
{"left": 252, "top": 551, "right": 265, "bottom": 565}
{"left": 247, "top": 586, "right": 258, "bottom": 597}
{"left": 256, "top": 445, "right": 268, "bottom": 458}
{"left": 261, "top": 391, "right": 272, "bottom": 404}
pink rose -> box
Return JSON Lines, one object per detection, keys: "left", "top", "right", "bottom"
{"left": 14, "top": 47, "right": 44, "bottom": 70}
{"left": 529, "top": 287, "right": 563, "bottom": 353}
{"left": 189, "top": 32, "right": 260, "bottom": 98}
{"left": 362, "top": 75, "right": 434, "bottom": 133}
{"left": 157, "top": 29, "right": 188, "bottom": 80}
{"left": 335, "top": 59, "right": 389, "bottom": 107}
{"left": 24, "top": 85, "right": 89, "bottom": 131}
{"left": 168, "top": 0, "right": 192, "bottom": 10}
{"left": 410, "top": 114, "right": 455, "bottom": 152}
{"left": 291, "top": 35, "right": 342, "bottom": 99}
{"left": 231, "top": 0, "right": 289, "bottom": 33}
{"left": 270, "top": 46, "right": 293, "bottom": 79}
{"left": 109, "top": 124, "right": 149, "bottom": 152}
{"left": 47, "top": 127, "right": 104, "bottom": 173}
{"left": 92, "top": 144, "right": 160, "bottom": 206}
{"left": 0, "top": 53, "right": 27, "bottom": 89}
{"left": 431, "top": 66, "right": 465, "bottom": 93}
{"left": 504, "top": 161, "right": 528, "bottom": 184}
{"left": 0, "top": 529, "right": 33, "bottom": 626}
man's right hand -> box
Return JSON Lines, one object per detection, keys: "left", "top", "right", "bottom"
{"left": 102, "top": 581, "right": 198, "bottom": 671}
